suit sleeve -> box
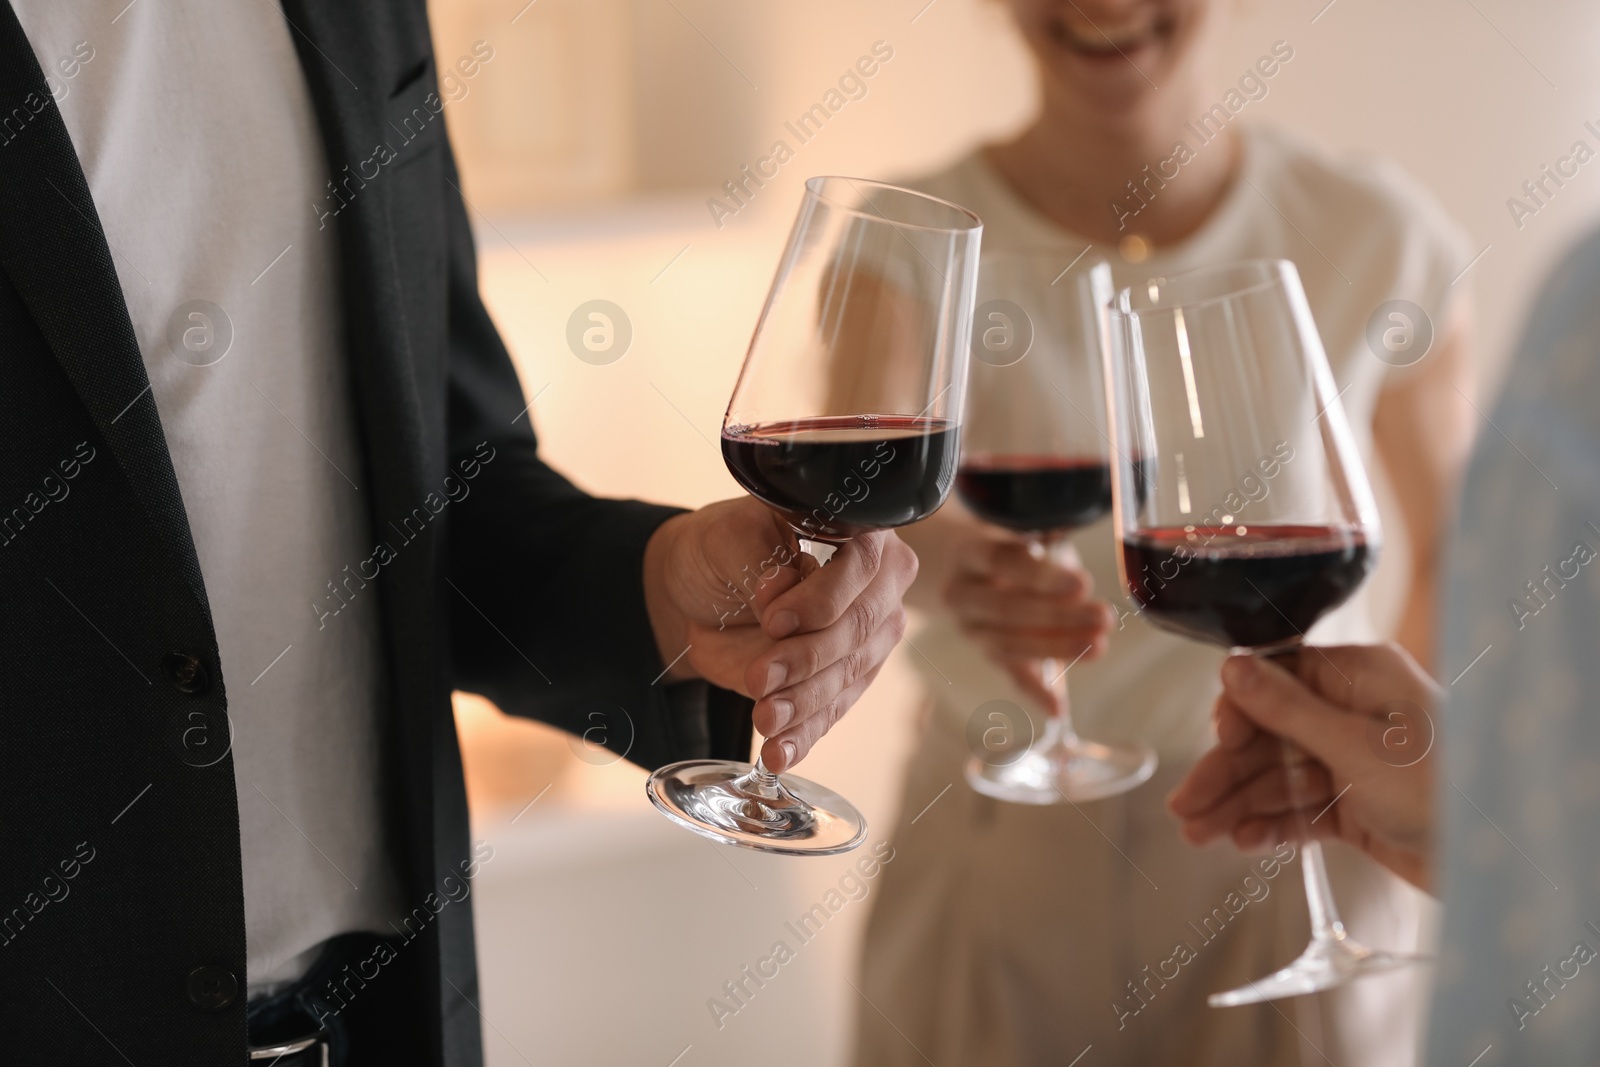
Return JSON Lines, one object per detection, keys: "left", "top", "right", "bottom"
{"left": 436, "top": 144, "right": 751, "bottom": 770}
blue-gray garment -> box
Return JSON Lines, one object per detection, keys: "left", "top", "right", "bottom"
{"left": 1428, "top": 230, "right": 1600, "bottom": 1065}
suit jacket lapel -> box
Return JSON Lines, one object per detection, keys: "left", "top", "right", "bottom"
{"left": 0, "top": 1, "right": 211, "bottom": 612}
{"left": 276, "top": 0, "right": 447, "bottom": 908}
{"left": 275, "top": 0, "right": 431, "bottom": 523}
{"left": 269, "top": 11, "right": 453, "bottom": 1060}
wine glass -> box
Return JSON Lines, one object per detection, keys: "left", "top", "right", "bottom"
{"left": 957, "top": 250, "right": 1156, "bottom": 804}
{"left": 645, "top": 176, "right": 982, "bottom": 855}
{"left": 1104, "top": 259, "right": 1421, "bottom": 1005}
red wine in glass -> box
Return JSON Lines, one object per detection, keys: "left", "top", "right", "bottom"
{"left": 1121, "top": 524, "right": 1373, "bottom": 649}
{"left": 723, "top": 416, "right": 958, "bottom": 543}
{"left": 956, "top": 455, "right": 1153, "bottom": 535}
{"left": 955, "top": 455, "right": 1112, "bottom": 534}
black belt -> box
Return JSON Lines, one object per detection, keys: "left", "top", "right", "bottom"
{"left": 247, "top": 932, "right": 411, "bottom": 1067}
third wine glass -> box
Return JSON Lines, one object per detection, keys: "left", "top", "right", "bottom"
{"left": 1105, "top": 259, "right": 1423, "bottom": 1005}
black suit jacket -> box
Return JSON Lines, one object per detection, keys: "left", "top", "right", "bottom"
{"left": 0, "top": 3, "right": 749, "bottom": 1063}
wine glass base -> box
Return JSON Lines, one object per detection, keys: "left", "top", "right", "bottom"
{"left": 1208, "top": 936, "right": 1429, "bottom": 1007}
{"left": 965, "top": 737, "right": 1157, "bottom": 805}
{"left": 646, "top": 759, "right": 868, "bottom": 856}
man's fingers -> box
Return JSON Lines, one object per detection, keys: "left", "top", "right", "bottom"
{"left": 745, "top": 541, "right": 911, "bottom": 699}
{"left": 760, "top": 664, "right": 878, "bottom": 773}
{"left": 761, "top": 664, "right": 878, "bottom": 772}
{"left": 759, "top": 531, "right": 915, "bottom": 641}
{"left": 753, "top": 607, "right": 901, "bottom": 743}
{"left": 707, "top": 500, "right": 808, "bottom": 622}
{"left": 680, "top": 623, "right": 770, "bottom": 697}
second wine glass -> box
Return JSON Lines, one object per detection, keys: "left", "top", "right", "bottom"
{"left": 959, "top": 250, "right": 1156, "bottom": 804}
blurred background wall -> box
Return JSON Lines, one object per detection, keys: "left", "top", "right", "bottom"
{"left": 426, "top": 2, "right": 1600, "bottom": 1064}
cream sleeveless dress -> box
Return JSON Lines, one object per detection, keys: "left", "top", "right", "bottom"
{"left": 853, "top": 126, "right": 1471, "bottom": 1067}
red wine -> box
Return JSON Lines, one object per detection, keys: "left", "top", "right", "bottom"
{"left": 1121, "top": 524, "right": 1374, "bottom": 649}
{"left": 722, "top": 415, "right": 957, "bottom": 541}
{"left": 956, "top": 455, "right": 1112, "bottom": 534}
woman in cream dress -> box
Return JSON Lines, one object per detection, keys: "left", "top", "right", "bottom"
{"left": 851, "top": 2, "right": 1476, "bottom": 1064}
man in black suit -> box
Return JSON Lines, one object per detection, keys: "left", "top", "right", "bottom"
{"left": 0, "top": 2, "right": 916, "bottom": 1064}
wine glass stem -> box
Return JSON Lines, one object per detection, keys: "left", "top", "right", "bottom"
{"left": 799, "top": 538, "right": 838, "bottom": 566}
{"left": 1040, "top": 657, "right": 1079, "bottom": 743}
{"left": 1257, "top": 646, "right": 1348, "bottom": 943}
{"left": 737, "top": 757, "right": 784, "bottom": 800}
{"left": 1277, "top": 689, "right": 1346, "bottom": 941}
{"left": 1282, "top": 753, "right": 1349, "bottom": 939}
{"left": 1297, "top": 838, "right": 1345, "bottom": 942}
{"left": 1033, "top": 535, "right": 1080, "bottom": 739}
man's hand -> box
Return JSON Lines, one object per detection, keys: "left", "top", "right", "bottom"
{"left": 642, "top": 497, "right": 917, "bottom": 773}
{"left": 1167, "top": 644, "right": 1439, "bottom": 893}
{"left": 942, "top": 532, "right": 1115, "bottom": 713}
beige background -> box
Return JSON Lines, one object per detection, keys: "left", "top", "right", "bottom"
{"left": 427, "top": 2, "right": 1600, "bottom": 1064}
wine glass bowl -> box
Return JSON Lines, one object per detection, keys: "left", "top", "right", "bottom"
{"left": 646, "top": 176, "right": 982, "bottom": 854}
{"left": 1106, "top": 259, "right": 1382, "bottom": 655}
{"left": 1105, "top": 259, "right": 1419, "bottom": 1005}
{"left": 955, "top": 250, "right": 1156, "bottom": 805}
{"left": 1119, "top": 522, "right": 1375, "bottom": 652}
{"left": 721, "top": 414, "right": 959, "bottom": 544}
{"left": 953, "top": 457, "right": 1114, "bottom": 533}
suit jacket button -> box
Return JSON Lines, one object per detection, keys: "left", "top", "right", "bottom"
{"left": 163, "top": 653, "right": 210, "bottom": 695}
{"left": 185, "top": 964, "right": 238, "bottom": 1011}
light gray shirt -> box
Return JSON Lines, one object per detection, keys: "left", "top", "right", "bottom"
{"left": 14, "top": 1, "right": 405, "bottom": 993}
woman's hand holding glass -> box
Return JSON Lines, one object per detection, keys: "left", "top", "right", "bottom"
{"left": 941, "top": 530, "right": 1116, "bottom": 714}
{"left": 1168, "top": 645, "right": 1439, "bottom": 893}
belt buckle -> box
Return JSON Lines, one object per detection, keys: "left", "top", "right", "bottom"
{"left": 248, "top": 1032, "right": 330, "bottom": 1066}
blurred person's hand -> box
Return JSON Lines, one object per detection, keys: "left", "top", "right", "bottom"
{"left": 942, "top": 531, "right": 1116, "bottom": 713}
{"left": 643, "top": 497, "right": 917, "bottom": 773}
{"left": 1167, "top": 645, "right": 1439, "bottom": 892}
